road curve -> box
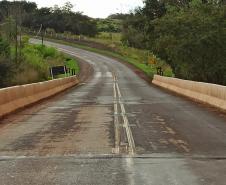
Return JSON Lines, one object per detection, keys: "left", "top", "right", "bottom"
{"left": 0, "top": 39, "right": 226, "bottom": 184}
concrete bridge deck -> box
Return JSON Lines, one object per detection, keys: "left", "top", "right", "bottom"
{"left": 0, "top": 39, "right": 226, "bottom": 185}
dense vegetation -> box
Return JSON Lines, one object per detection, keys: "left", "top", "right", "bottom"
{"left": 95, "top": 13, "right": 130, "bottom": 33}
{"left": 0, "top": 37, "right": 13, "bottom": 87}
{"left": 96, "top": 19, "right": 122, "bottom": 33}
{"left": 0, "top": 33, "right": 75, "bottom": 87}
{"left": 0, "top": 1, "right": 97, "bottom": 36}
{"left": 0, "top": 18, "right": 79, "bottom": 87}
{"left": 0, "top": 0, "right": 82, "bottom": 87}
{"left": 122, "top": 0, "right": 226, "bottom": 85}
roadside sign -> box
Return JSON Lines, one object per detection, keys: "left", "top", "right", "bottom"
{"left": 50, "top": 66, "right": 67, "bottom": 79}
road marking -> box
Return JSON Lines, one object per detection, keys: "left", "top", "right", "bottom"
{"left": 113, "top": 73, "right": 136, "bottom": 155}
{"left": 113, "top": 74, "right": 120, "bottom": 154}
{"left": 106, "top": 72, "right": 112, "bottom": 77}
{"left": 2, "top": 154, "right": 226, "bottom": 160}
{"left": 149, "top": 141, "right": 158, "bottom": 151}
{"left": 125, "top": 157, "right": 135, "bottom": 185}
{"left": 44, "top": 44, "right": 135, "bottom": 154}
{"left": 57, "top": 47, "right": 76, "bottom": 56}
{"left": 58, "top": 48, "right": 87, "bottom": 59}
{"left": 95, "top": 72, "right": 102, "bottom": 78}
{"left": 116, "top": 82, "right": 136, "bottom": 155}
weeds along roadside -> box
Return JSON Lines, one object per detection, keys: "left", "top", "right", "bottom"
{"left": 29, "top": 32, "right": 173, "bottom": 79}
{"left": 0, "top": 35, "right": 79, "bottom": 88}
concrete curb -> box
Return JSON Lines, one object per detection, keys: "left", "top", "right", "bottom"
{"left": 152, "top": 75, "right": 226, "bottom": 111}
{"left": 0, "top": 76, "right": 79, "bottom": 118}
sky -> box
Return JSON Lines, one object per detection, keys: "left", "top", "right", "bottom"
{"left": 29, "top": 0, "right": 144, "bottom": 18}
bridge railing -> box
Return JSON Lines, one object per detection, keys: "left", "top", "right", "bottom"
{"left": 153, "top": 75, "right": 226, "bottom": 111}
{"left": 0, "top": 76, "right": 79, "bottom": 118}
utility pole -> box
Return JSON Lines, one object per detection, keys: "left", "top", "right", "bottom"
{"left": 41, "top": 26, "right": 44, "bottom": 46}
{"left": 19, "top": 1, "right": 22, "bottom": 57}
{"left": 15, "top": 9, "right": 18, "bottom": 64}
{"left": 146, "top": 51, "right": 149, "bottom": 66}
{"left": 36, "top": 24, "right": 43, "bottom": 45}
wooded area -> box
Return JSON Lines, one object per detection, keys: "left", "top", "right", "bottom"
{"left": 122, "top": 0, "right": 226, "bottom": 85}
{"left": 0, "top": 1, "right": 98, "bottom": 36}
{"left": 0, "top": 1, "right": 81, "bottom": 87}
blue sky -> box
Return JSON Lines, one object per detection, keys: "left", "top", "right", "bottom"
{"left": 31, "top": 0, "right": 144, "bottom": 18}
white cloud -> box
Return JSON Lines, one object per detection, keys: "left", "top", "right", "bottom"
{"left": 29, "top": 0, "right": 144, "bottom": 18}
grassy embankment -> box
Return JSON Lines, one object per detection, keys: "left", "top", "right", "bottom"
{"left": 40, "top": 32, "right": 173, "bottom": 78}
{"left": 57, "top": 57, "right": 79, "bottom": 78}
{"left": 9, "top": 37, "right": 79, "bottom": 86}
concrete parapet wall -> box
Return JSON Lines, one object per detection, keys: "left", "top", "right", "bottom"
{"left": 152, "top": 75, "right": 226, "bottom": 111}
{"left": 0, "top": 76, "right": 79, "bottom": 118}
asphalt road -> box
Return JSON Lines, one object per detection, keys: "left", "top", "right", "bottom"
{"left": 0, "top": 39, "right": 226, "bottom": 185}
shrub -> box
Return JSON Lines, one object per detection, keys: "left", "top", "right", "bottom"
{"left": 0, "top": 58, "right": 14, "bottom": 87}
{"left": 42, "top": 47, "right": 57, "bottom": 58}
{"left": 0, "top": 37, "right": 10, "bottom": 56}
{"left": 149, "top": 4, "right": 226, "bottom": 84}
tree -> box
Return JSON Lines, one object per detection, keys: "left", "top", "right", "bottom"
{"left": 142, "top": 0, "right": 166, "bottom": 20}
{"left": 107, "top": 13, "right": 129, "bottom": 20}
{"left": 62, "top": 1, "right": 74, "bottom": 13}
{"left": 148, "top": 3, "right": 226, "bottom": 84}
{"left": 121, "top": 8, "right": 147, "bottom": 48}
{"left": 121, "top": 0, "right": 226, "bottom": 85}
{"left": 0, "top": 36, "right": 13, "bottom": 87}
{"left": 20, "top": 1, "right": 98, "bottom": 36}
{"left": 0, "top": 36, "right": 10, "bottom": 56}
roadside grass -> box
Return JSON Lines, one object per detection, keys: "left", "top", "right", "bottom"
{"left": 28, "top": 27, "right": 173, "bottom": 78}
{"left": 10, "top": 37, "right": 80, "bottom": 85}
{"left": 42, "top": 36, "right": 173, "bottom": 79}
{"left": 56, "top": 58, "right": 79, "bottom": 78}
{"left": 65, "top": 58, "right": 80, "bottom": 74}
{"left": 88, "top": 32, "right": 173, "bottom": 77}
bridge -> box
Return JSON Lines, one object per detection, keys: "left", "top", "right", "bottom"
{"left": 0, "top": 39, "right": 226, "bottom": 185}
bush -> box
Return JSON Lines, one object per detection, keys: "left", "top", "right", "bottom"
{"left": 149, "top": 3, "right": 226, "bottom": 84}
{"left": 0, "top": 37, "right": 10, "bottom": 56}
{"left": 43, "top": 47, "right": 57, "bottom": 58}
{"left": 33, "top": 44, "right": 57, "bottom": 58}
{"left": 0, "top": 58, "right": 14, "bottom": 87}
{"left": 21, "top": 35, "right": 30, "bottom": 47}
{"left": 0, "top": 37, "right": 13, "bottom": 87}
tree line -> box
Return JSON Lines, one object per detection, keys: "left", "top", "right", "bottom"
{"left": 0, "top": 0, "right": 127, "bottom": 87}
{"left": 0, "top": 0, "right": 98, "bottom": 36}
{"left": 122, "top": 0, "right": 226, "bottom": 85}
{"left": 0, "top": 1, "right": 89, "bottom": 87}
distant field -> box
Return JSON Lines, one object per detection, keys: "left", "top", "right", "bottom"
{"left": 89, "top": 32, "right": 122, "bottom": 45}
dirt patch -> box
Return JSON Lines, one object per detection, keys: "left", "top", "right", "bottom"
{"left": 67, "top": 56, "right": 94, "bottom": 83}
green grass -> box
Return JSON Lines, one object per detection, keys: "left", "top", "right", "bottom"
{"left": 54, "top": 58, "right": 79, "bottom": 79}
{"left": 33, "top": 30, "right": 174, "bottom": 78}
{"left": 13, "top": 38, "right": 80, "bottom": 84}
{"left": 65, "top": 58, "right": 80, "bottom": 75}
{"left": 89, "top": 32, "right": 122, "bottom": 45}
{"left": 42, "top": 37, "right": 173, "bottom": 79}
{"left": 38, "top": 31, "right": 173, "bottom": 78}
{"left": 34, "top": 45, "right": 57, "bottom": 58}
